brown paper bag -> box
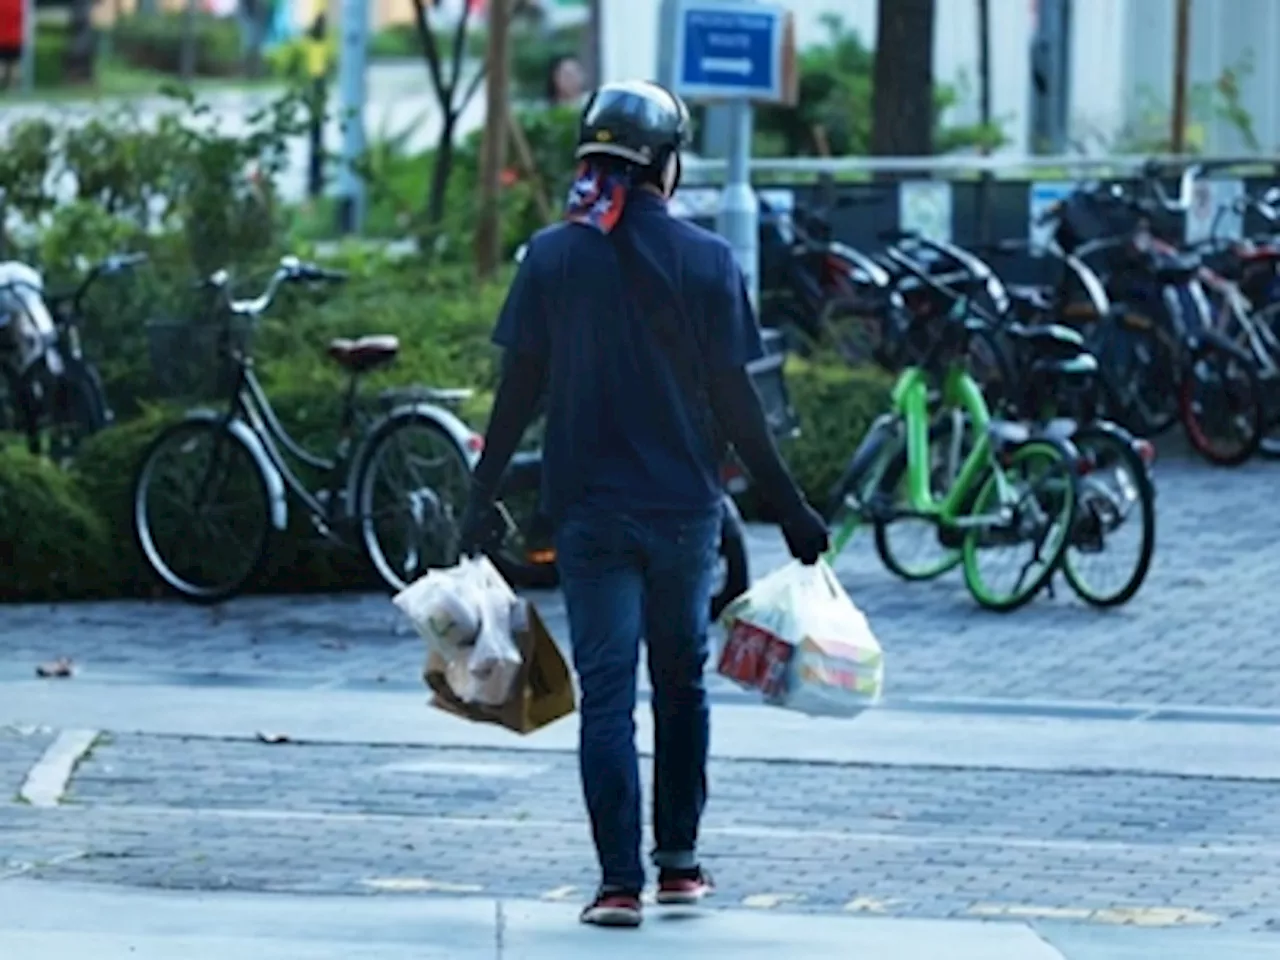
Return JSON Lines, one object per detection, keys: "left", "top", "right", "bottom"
{"left": 424, "top": 603, "right": 576, "bottom": 735}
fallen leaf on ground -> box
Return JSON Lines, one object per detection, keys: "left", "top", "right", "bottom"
{"left": 256, "top": 732, "right": 292, "bottom": 744}
{"left": 35, "top": 657, "right": 75, "bottom": 679}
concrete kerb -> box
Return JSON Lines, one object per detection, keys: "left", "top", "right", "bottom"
{"left": 0, "top": 880, "right": 1066, "bottom": 960}
{"left": 5, "top": 680, "right": 1280, "bottom": 781}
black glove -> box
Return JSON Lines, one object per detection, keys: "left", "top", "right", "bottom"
{"left": 780, "top": 501, "right": 830, "bottom": 566}
{"left": 457, "top": 486, "right": 506, "bottom": 559}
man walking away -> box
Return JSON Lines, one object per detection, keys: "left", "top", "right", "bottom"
{"left": 458, "top": 79, "right": 829, "bottom": 929}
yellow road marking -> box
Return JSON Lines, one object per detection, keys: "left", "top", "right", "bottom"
{"left": 742, "top": 893, "right": 803, "bottom": 909}
{"left": 969, "top": 903, "right": 1220, "bottom": 927}
{"left": 540, "top": 886, "right": 579, "bottom": 902}
{"left": 1092, "top": 907, "right": 1219, "bottom": 927}
{"left": 361, "top": 878, "right": 484, "bottom": 893}
{"left": 843, "top": 896, "right": 902, "bottom": 914}
{"left": 970, "top": 904, "right": 1092, "bottom": 921}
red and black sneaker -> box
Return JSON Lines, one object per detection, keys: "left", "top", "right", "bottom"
{"left": 580, "top": 889, "right": 643, "bottom": 928}
{"left": 656, "top": 867, "right": 715, "bottom": 906}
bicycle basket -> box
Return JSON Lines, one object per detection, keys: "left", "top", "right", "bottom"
{"left": 145, "top": 317, "right": 252, "bottom": 400}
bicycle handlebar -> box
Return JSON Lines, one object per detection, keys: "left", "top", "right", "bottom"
{"left": 206, "top": 255, "right": 348, "bottom": 318}
{"left": 57, "top": 251, "right": 149, "bottom": 313}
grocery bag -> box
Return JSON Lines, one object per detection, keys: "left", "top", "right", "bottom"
{"left": 425, "top": 600, "right": 576, "bottom": 735}
{"left": 716, "top": 560, "right": 884, "bottom": 718}
{"left": 393, "top": 556, "right": 522, "bottom": 707}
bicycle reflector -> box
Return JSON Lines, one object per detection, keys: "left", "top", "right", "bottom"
{"left": 466, "top": 433, "right": 484, "bottom": 453}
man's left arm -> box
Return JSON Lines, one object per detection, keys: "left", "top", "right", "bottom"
{"left": 469, "top": 257, "right": 550, "bottom": 503}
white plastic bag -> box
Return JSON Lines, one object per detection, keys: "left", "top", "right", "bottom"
{"left": 716, "top": 560, "right": 884, "bottom": 718}
{"left": 393, "top": 557, "right": 522, "bottom": 707}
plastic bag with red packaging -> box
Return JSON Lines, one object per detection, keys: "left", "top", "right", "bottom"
{"left": 716, "top": 560, "right": 884, "bottom": 718}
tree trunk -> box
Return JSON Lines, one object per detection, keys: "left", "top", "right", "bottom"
{"left": 64, "top": 0, "right": 97, "bottom": 84}
{"left": 870, "top": 0, "right": 936, "bottom": 157}
{"left": 474, "top": 0, "right": 511, "bottom": 279}
{"left": 425, "top": 118, "right": 457, "bottom": 232}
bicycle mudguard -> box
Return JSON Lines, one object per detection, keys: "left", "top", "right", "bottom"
{"left": 345, "top": 401, "right": 479, "bottom": 514}
{"left": 182, "top": 408, "right": 289, "bottom": 532}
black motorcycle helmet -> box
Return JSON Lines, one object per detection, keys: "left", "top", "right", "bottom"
{"left": 576, "top": 80, "right": 691, "bottom": 175}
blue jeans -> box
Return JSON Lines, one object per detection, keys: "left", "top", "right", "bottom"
{"left": 555, "top": 505, "right": 722, "bottom": 893}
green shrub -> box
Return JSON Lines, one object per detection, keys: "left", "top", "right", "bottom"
{"left": 783, "top": 357, "right": 891, "bottom": 504}
{"left": 0, "top": 448, "right": 111, "bottom": 601}
{"left": 34, "top": 28, "right": 68, "bottom": 88}
{"left": 111, "top": 13, "right": 243, "bottom": 77}
{"left": 71, "top": 406, "right": 178, "bottom": 596}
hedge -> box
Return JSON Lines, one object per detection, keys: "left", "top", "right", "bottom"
{"left": 0, "top": 350, "right": 887, "bottom": 602}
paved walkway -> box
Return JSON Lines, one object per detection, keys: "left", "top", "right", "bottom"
{"left": 2, "top": 455, "right": 1280, "bottom": 955}
{"left": 2, "top": 458, "right": 1275, "bottom": 708}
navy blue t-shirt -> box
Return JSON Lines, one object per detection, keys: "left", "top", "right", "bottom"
{"left": 492, "top": 190, "right": 764, "bottom": 524}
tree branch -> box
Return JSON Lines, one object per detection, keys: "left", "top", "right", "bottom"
{"left": 447, "top": 0, "right": 474, "bottom": 104}
{"left": 411, "top": 0, "right": 448, "bottom": 103}
{"left": 457, "top": 60, "right": 488, "bottom": 116}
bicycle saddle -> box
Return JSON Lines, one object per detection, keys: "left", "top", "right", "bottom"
{"left": 327, "top": 334, "right": 400, "bottom": 372}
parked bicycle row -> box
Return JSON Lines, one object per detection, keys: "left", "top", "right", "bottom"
{"left": 763, "top": 159, "right": 1280, "bottom": 467}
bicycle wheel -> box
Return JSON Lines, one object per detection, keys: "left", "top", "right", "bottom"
{"left": 1063, "top": 425, "right": 1156, "bottom": 607}
{"left": 961, "top": 440, "right": 1076, "bottom": 613}
{"left": 356, "top": 409, "right": 473, "bottom": 593}
{"left": 1249, "top": 303, "right": 1280, "bottom": 459}
{"left": 133, "top": 418, "right": 272, "bottom": 603}
{"left": 1179, "top": 340, "right": 1264, "bottom": 466}
{"left": 490, "top": 452, "right": 560, "bottom": 590}
{"left": 873, "top": 412, "right": 965, "bottom": 581}
{"left": 49, "top": 361, "right": 110, "bottom": 465}
{"left": 710, "top": 506, "right": 750, "bottom": 621}
{"left": 966, "top": 324, "right": 1015, "bottom": 414}
{"left": 1104, "top": 315, "right": 1180, "bottom": 437}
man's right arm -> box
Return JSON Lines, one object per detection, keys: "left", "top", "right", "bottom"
{"left": 702, "top": 248, "right": 809, "bottom": 519}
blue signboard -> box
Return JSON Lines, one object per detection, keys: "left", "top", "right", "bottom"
{"left": 672, "top": 1, "right": 789, "bottom": 102}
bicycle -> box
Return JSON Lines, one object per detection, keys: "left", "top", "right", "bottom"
{"left": 1191, "top": 179, "right": 1280, "bottom": 457}
{"left": 131, "top": 255, "right": 480, "bottom": 603}
{"left": 880, "top": 230, "right": 1158, "bottom": 608}
{"left": 0, "top": 252, "right": 145, "bottom": 463}
{"left": 822, "top": 248, "right": 1081, "bottom": 613}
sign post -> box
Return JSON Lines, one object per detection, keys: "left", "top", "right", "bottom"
{"left": 19, "top": 0, "right": 34, "bottom": 93}
{"left": 669, "top": 0, "right": 795, "bottom": 312}
{"left": 336, "top": 0, "right": 369, "bottom": 235}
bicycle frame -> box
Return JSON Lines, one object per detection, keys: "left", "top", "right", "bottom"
{"left": 227, "top": 360, "right": 361, "bottom": 528}
{"left": 828, "top": 361, "right": 1010, "bottom": 555}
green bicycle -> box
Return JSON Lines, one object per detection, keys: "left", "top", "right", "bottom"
{"left": 823, "top": 254, "right": 1080, "bottom": 613}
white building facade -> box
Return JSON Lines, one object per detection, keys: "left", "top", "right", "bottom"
{"left": 599, "top": 0, "right": 1280, "bottom": 156}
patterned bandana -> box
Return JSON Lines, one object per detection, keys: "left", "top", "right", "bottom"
{"left": 564, "top": 161, "right": 630, "bottom": 233}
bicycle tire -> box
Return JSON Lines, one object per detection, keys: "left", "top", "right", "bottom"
{"left": 961, "top": 439, "right": 1077, "bottom": 613}
{"left": 133, "top": 418, "right": 272, "bottom": 603}
{"left": 1249, "top": 303, "right": 1280, "bottom": 459}
{"left": 1178, "top": 339, "right": 1264, "bottom": 466}
{"left": 1102, "top": 315, "right": 1181, "bottom": 437}
{"left": 966, "top": 323, "right": 1016, "bottom": 414}
{"left": 355, "top": 409, "right": 474, "bottom": 594}
{"left": 50, "top": 359, "right": 110, "bottom": 463}
{"left": 710, "top": 507, "right": 750, "bottom": 621}
{"left": 1062, "top": 424, "right": 1156, "bottom": 608}
{"left": 873, "top": 414, "right": 964, "bottom": 582}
